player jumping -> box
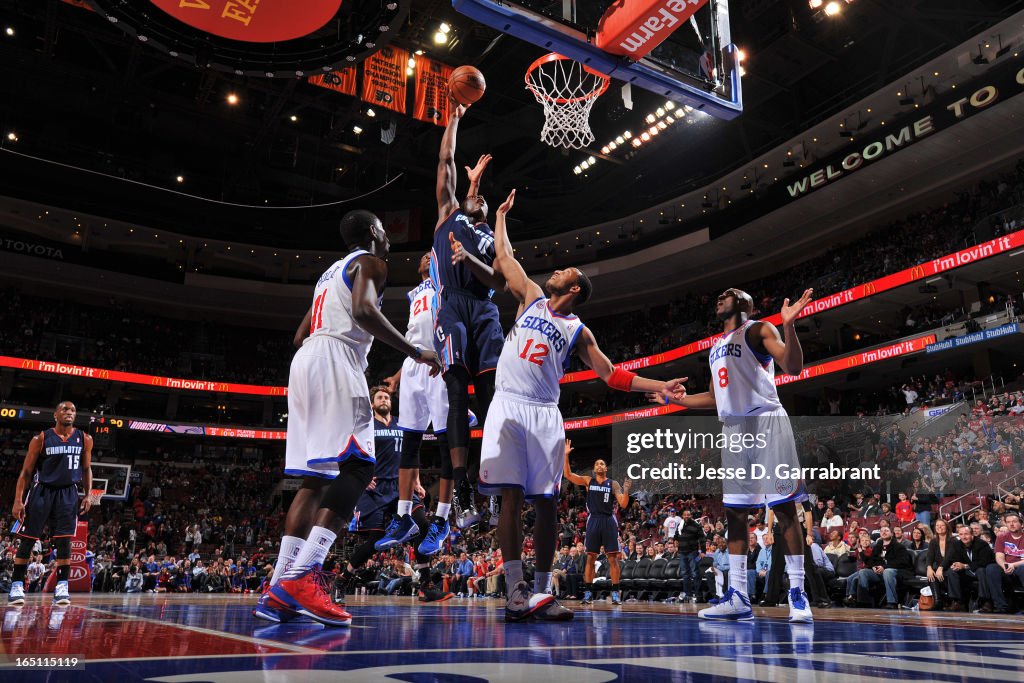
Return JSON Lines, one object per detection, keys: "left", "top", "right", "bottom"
{"left": 255, "top": 210, "right": 440, "bottom": 626}
{"left": 562, "top": 440, "right": 631, "bottom": 606}
{"left": 653, "top": 287, "right": 814, "bottom": 623}
{"left": 455, "top": 189, "right": 685, "bottom": 621}
{"left": 8, "top": 401, "right": 93, "bottom": 606}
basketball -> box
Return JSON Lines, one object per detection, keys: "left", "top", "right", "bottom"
{"left": 449, "top": 65, "right": 486, "bottom": 105}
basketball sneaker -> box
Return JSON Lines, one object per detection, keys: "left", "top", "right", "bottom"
{"left": 7, "top": 581, "right": 25, "bottom": 605}
{"left": 271, "top": 567, "right": 352, "bottom": 627}
{"left": 53, "top": 581, "right": 71, "bottom": 606}
{"left": 375, "top": 514, "right": 419, "bottom": 551}
{"left": 455, "top": 481, "right": 480, "bottom": 529}
{"left": 580, "top": 590, "right": 592, "bottom": 605}
{"left": 697, "top": 587, "right": 754, "bottom": 621}
{"left": 611, "top": 590, "right": 622, "bottom": 605}
{"left": 417, "top": 517, "right": 450, "bottom": 556}
{"left": 534, "top": 597, "right": 574, "bottom": 621}
{"left": 253, "top": 590, "right": 300, "bottom": 623}
{"left": 787, "top": 587, "right": 813, "bottom": 623}
{"left": 505, "top": 581, "right": 556, "bottom": 622}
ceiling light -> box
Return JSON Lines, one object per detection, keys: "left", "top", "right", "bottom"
{"left": 4, "top": 27, "right": 14, "bottom": 37}
{"left": 623, "top": 131, "right": 632, "bottom": 138}
{"left": 656, "top": 107, "right": 665, "bottom": 117}
{"left": 226, "top": 93, "right": 239, "bottom": 105}
{"left": 408, "top": 57, "right": 416, "bottom": 68}
{"left": 406, "top": 67, "right": 414, "bottom": 76}
{"left": 632, "top": 138, "right": 642, "bottom": 147}
{"left": 601, "top": 145, "right": 610, "bottom": 154}
{"left": 641, "top": 132, "right": 651, "bottom": 141}
{"left": 289, "top": 114, "right": 298, "bottom": 122}
{"left": 573, "top": 166, "right": 582, "bottom": 175}
{"left": 645, "top": 114, "right": 656, "bottom": 124}
{"left": 608, "top": 141, "right": 617, "bottom": 150}
{"left": 665, "top": 101, "right": 675, "bottom": 110}
{"left": 824, "top": 1, "right": 841, "bottom": 16}
{"left": 808, "top": 0, "right": 823, "bottom": 8}
{"left": 615, "top": 135, "right": 624, "bottom": 144}
{"left": 353, "top": 125, "right": 363, "bottom": 134}
{"left": 736, "top": 49, "right": 746, "bottom": 63}
{"left": 175, "top": 175, "right": 184, "bottom": 183}
{"left": 6, "top": 132, "right": 16, "bottom": 141}
{"left": 440, "top": 22, "right": 451, "bottom": 34}
{"left": 366, "top": 108, "right": 376, "bottom": 117}
{"left": 433, "top": 31, "right": 447, "bottom": 44}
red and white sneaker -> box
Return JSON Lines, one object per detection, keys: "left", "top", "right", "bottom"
{"left": 270, "top": 567, "right": 352, "bottom": 627}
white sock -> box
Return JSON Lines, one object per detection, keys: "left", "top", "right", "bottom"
{"left": 728, "top": 554, "right": 748, "bottom": 595}
{"left": 435, "top": 502, "right": 452, "bottom": 519}
{"left": 534, "top": 571, "right": 552, "bottom": 595}
{"left": 270, "top": 535, "right": 304, "bottom": 587}
{"left": 397, "top": 500, "right": 413, "bottom": 517}
{"left": 503, "top": 560, "right": 524, "bottom": 588}
{"left": 289, "top": 526, "right": 337, "bottom": 574}
{"left": 785, "top": 554, "right": 805, "bottom": 592}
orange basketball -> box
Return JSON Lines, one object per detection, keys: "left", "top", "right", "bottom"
{"left": 449, "top": 65, "right": 486, "bottom": 105}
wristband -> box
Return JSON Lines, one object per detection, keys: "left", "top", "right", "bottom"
{"left": 608, "top": 368, "right": 637, "bottom": 392}
{"left": 410, "top": 346, "right": 423, "bottom": 360}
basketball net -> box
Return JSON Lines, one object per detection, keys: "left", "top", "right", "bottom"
{"left": 87, "top": 489, "right": 104, "bottom": 508}
{"left": 525, "top": 53, "right": 610, "bottom": 150}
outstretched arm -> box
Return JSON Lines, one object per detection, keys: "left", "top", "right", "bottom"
{"left": 758, "top": 288, "right": 813, "bottom": 375}
{"left": 436, "top": 98, "right": 467, "bottom": 223}
{"left": 490, "top": 189, "right": 542, "bottom": 306}
{"left": 562, "top": 439, "right": 590, "bottom": 487}
{"left": 349, "top": 255, "right": 441, "bottom": 375}
{"left": 614, "top": 479, "right": 632, "bottom": 510}
{"left": 449, "top": 233, "right": 507, "bottom": 292}
{"left": 575, "top": 328, "right": 685, "bottom": 395}
{"left": 465, "top": 154, "right": 492, "bottom": 202}
{"left": 649, "top": 377, "right": 717, "bottom": 410}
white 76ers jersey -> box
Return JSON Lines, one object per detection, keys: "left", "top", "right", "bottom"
{"left": 495, "top": 297, "right": 586, "bottom": 404}
{"left": 709, "top": 319, "right": 783, "bottom": 419}
{"left": 307, "top": 249, "right": 382, "bottom": 370}
{"left": 404, "top": 279, "right": 436, "bottom": 349}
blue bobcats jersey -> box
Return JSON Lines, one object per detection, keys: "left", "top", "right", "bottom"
{"left": 431, "top": 209, "right": 496, "bottom": 300}
{"left": 586, "top": 477, "right": 615, "bottom": 517}
{"left": 36, "top": 428, "right": 84, "bottom": 487}
{"left": 373, "top": 417, "right": 404, "bottom": 481}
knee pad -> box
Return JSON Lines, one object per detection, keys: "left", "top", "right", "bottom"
{"left": 399, "top": 430, "right": 424, "bottom": 470}
{"left": 438, "top": 432, "right": 453, "bottom": 479}
{"left": 321, "top": 459, "right": 375, "bottom": 520}
{"left": 55, "top": 536, "right": 71, "bottom": 560}
{"left": 444, "top": 368, "right": 471, "bottom": 449}
{"left": 16, "top": 539, "right": 33, "bottom": 560}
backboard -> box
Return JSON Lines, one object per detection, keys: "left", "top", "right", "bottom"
{"left": 88, "top": 462, "right": 132, "bottom": 502}
{"left": 452, "top": 0, "right": 742, "bottom": 118}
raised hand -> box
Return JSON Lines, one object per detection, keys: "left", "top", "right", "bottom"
{"left": 465, "top": 154, "right": 492, "bottom": 185}
{"left": 564, "top": 438, "right": 574, "bottom": 458}
{"left": 449, "top": 232, "right": 466, "bottom": 266}
{"left": 497, "top": 188, "right": 516, "bottom": 215}
{"left": 448, "top": 94, "right": 468, "bottom": 121}
{"left": 781, "top": 288, "right": 813, "bottom": 326}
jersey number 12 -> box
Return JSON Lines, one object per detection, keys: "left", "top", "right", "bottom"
{"left": 519, "top": 338, "right": 549, "bottom": 366}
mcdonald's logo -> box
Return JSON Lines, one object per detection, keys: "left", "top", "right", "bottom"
{"left": 847, "top": 357, "right": 859, "bottom": 367}
{"left": 217, "top": 383, "right": 230, "bottom": 392}
{"left": 861, "top": 282, "right": 877, "bottom": 297}
{"left": 812, "top": 365, "right": 823, "bottom": 377}
{"left": 20, "top": 359, "right": 33, "bottom": 369}
{"left": 98, "top": 370, "right": 110, "bottom": 379}
{"left": 270, "top": 387, "right": 283, "bottom": 396}
{"left": 151, "top": 377, "right": 163, "bottom": 386}
{"left": 909, "top": 265, "right": 926, "bottom": 279}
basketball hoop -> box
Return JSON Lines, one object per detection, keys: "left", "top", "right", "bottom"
{"left": 87, "top": 488, "right": 105, "bottom": 509}
{"left": 525, "top": 53, "right": 610, "bottom": 150}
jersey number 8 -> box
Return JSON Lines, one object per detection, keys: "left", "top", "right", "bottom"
{"left": 717, "top": 367, "right": 729, "bottom": 388}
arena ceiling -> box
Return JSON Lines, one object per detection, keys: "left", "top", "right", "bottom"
{"left": 0, "top": 0, "right": 1021, "bottom": 252}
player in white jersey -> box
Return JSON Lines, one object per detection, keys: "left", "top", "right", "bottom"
{"left": 453, "top": 189, "right": 685, "bottom": 622}
{"left": 375, "top": 252, "right": 473, "bottom": 556}
{"left": 256, "top": 210, "right": 440, "bottom": 627}
{"left": 653, "top": 287, "right": 815, "bottom": 624}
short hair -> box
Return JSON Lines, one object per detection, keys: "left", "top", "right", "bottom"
{"left": 1004, "top": 512, "right": 1021, "bottom": 523}
{"left": 573, "top": 268, "right": 593, "bottom": 305}
{"left": 55, "top": 400, "right": 74, "bottom": 410}
{"left": 370, "top": 385, "right": 391, "bottom": 399}
{"left": 339, "top": 209, "right": 379, "bottom": 247}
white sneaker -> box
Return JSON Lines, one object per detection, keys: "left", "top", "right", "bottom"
{"left": 697, "top": 587, "right": 754, "bottom": 621}
{"left": 787, "top": 588, "right": 813, "bottom": 623}
{"left": 7, "top": 581, "right": 25, "bottom": 606}
{"left": 53, "top": 581, "right": 71, "bottom": 606}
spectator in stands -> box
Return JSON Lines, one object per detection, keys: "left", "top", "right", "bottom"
{"left": 951, "top": 524, "right": 1008, "bottom": 613}
{"left": 452, "top": 552, "right": 474, "bottom": 597}
{"left": 825, "top": 530, "right": 849, "bottom": 556}
{"left": 676, "top": 509, "right": 704, "bottom": 600}
{"left": 845, "top": 526, "right": 914, "bottom": 608}
{"left": 926, "top": 519, "right": 961, "bottom": 610}
{"left": 895, "top": 492, "right": 915, "bottom": 525}
{"left": 754, "top": 534, "right": 772, "bottom": 602}
{"left": 125, "top": 565, "right": 143, "bottom": 593}
{"left": 26, "top": 555, "right": 44, "bottom": 593}
{"left": 892, "top": 525, "right": 911, "bottom": 548}
{"left": 822, "top": 507, "right": 844, "bottom": 534}
{"left": 908, "top": 526, "right": 929, "bottom": 551}
{"left": 710, "top": 536, "right": 729, "bottom": 598}
{"left": 662, "top": 509, "right": 681, "bottom": 540}
{"left": 745, "top": 533, "right": 762, "bottom": 601}
{"left": 994, "top": 512, "right": 1024, "bottom": 596}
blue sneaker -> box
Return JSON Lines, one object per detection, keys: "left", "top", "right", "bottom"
{"left": 581, "top": 590, "right": 593, "bottom": 605}
{"left": 611, "top": 590, "right": 622, "bottom": 605}
{"left": 417, "top": 517, "right": 450, "bottom": 556}
{"left": 53, "top": 581, "right": 70, "bottom": 606}
{"left": 788, "top": 587, "right": 813, "bottom": 623}
{"left": 375, "top": 514, "right": 419, "bottom": 551}
{"left": 698, "top": 587, "right": 754, "bottom": 621}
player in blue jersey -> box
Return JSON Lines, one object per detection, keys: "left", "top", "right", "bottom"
{"left": 8, "top": 401, "right": 93, "bottom": 606}
{"left": 430, "top": 96, "right": 507, "bottom": 529}
{"left": 562, "top": 441, "right": 631, "bottom": 606}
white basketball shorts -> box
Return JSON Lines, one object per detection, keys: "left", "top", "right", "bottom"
{"left": 478, "top": 391, "right": 564, "bottom": 500}
{"left": 721, "top": 406, "right": 808, "bottom": 509}
{"left": 285, "top": 335, "right": 375, "bottom": 479}
{"left": 396, "top": 356, "right": 449, "bottom": 433}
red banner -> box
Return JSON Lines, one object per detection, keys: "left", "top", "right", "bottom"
{"left": 148, "top": 0, "right": 342, "bottom": 43}
{"left": 597, "top": 0, "right": 709, "bottom": 58}
{"left": 362, "top": 46, "right": 409, "bottom": 114}
{"left": 308, "top": 67, "right": 357, "bottom": 96}
{"left": 384, "top": 208, "right": 421, "bottom": 244}
{"left": 413, "top": 55, "right": 453, "bottom": 126}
